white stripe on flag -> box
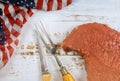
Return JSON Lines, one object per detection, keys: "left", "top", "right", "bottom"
{"left": 34, "top": 0, "right": 38, "bottom": 7}
{"left": 5, "top": 46, "right": 10, "bottom": 60}
{"left": 42, "top": 0, "right": 47, "bottom": 11}
{"left": 2, "top": 16, "right": 12, "bottom": 31}
{"left": 62, "top": 0, "right": 67, "bottom": 8}
{"left": 13, "top": 24, "right": 21, "bottom": 33}
{"left": 10, "top": 34, "right": 17, "bottom": 42}
{"left": 8, "top": 5, "right": 16, "bottom": 19}
{"left": 11, "top": 42, "right": 17, "bottom": 49}
{"left": 14, "top": 11, "right": 24, "bottom": 23}
{"left": 0, "top": 60, "right": 4, "bottom": 69}
{"left": 0, "top": 50, "right": 2, "bottom": 62}
{"left": 52, "top": 0, "right": 57, "bottom": 10}
{"left": 23, "top": 8, "right": 31, "bottom": 21}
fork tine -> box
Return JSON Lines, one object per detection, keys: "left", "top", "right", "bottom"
{"left": 34, "top": 24, "right": 50, "bottom": 50}
{"left": 34, "top": 22, "right": 75, "bottom": 81}
{"left": 39, "top": 21, "right": 54, "bottom": 47}
{"left": 34, "top": 23, "right": 63, "bottom": 67}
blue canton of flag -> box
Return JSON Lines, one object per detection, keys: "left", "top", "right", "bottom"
{"left": 0, "top": 8, "right": 2, "bottom": 15}
{"left": 0, "top": 22, "right": 6, "bottom": 45}
{"left": 0, "top": 0, "right": 35, "bottom": 8}
{"left": 0, "top": 8, "right": 6, "bottom": 45}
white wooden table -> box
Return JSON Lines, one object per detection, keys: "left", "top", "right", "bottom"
{"left": 0, "top": 0, "right": 120, "bottom": 81}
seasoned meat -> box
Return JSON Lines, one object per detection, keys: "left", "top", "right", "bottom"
{"left": 62, "top": 23, "right": 120, "bottom": 81}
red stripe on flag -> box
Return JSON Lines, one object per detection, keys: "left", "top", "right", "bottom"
{"left": 0, "top": 46, "right": 8, "bottom": 65}
{"left": 13, "top": 5, "right": 21, "bottom": 14}
{"left": 13, "top": 6, "right": 27, "bottom": 24}
{"left": 47, "top": 0, "right": 54, "bottom": 11}
{"left": 11, "top": 28, "right": 20, "bottom": 37}
{"left": 15, "top": 18, "right": 23, "bottom": 28}
{"left": 7, "top": 45, "right": 14, "bottom": 57}
{"left": 27, "top": 9, "right": 33, "bottom": 17}
{"left": 19, "top": 10, "right": 27, "bottom": 24}
{"left": 67, "top": 0, "right": 72, "bottom": 5}
{"left": 57, "top": 0, "right": 62, "bottom": 10}
{"left": 4, "top": 4, "right": 14, "bottom": 26}
{"left": 7, "top": 37, "right": 13, "bottom": 44}
{"left": 0, "top": 18, "right": 13, "bottom": 44}
{"left": 36, "top": 0, "right": 43, "bottom": 10}
{"left": 14, "top": 39, "right": 19, "bottom": 46}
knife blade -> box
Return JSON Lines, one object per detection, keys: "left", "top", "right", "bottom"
{"left": 34, "top": 29, "right": 51, "bottom": 81}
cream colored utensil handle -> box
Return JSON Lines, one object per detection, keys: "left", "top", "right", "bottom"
{"left": 42, "top": 74, "right": 52, "bottom": 81}
{"left": 34, "top": 29, "right": 52, "bottom": 81}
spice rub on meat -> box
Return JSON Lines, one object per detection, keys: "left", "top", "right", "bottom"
{"left": 62, "top": 23, "right": 120, "bottom": 81}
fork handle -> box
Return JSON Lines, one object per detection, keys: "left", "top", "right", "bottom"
{"left": 60, "top": 67, "right": 75, "bottom": 81}
{"left": 42, "top": 74, "right": 52, "bottom": 81}
{"left": 62, "top": 73, "right": 75, "bottom": 81}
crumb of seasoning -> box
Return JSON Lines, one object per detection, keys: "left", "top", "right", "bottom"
{"left": 56, "top": 49, "right": 60, "bottom": 55}
{"left": 35, "top": 51, "right": 39, "bottom": 53}
{"left": 63, "top": 31, "right": 69, "bottom": 36}
{"left": 73, "top": 51, "right": 78, "bottom": 55}
{"left": 55, "top": 44, "right": 61, "bottom": 55}
{"left": 21, "top": 52, "right": 25, "bottom": 55}
{"left": 36, "top": 44, "right": 38, "bottom": 49}
{"left": 75, "top": 62, "right": 83, "bottom": 66}
{"left": 54, "top": 32, "right": 61, "bottom": 37}
{"left": 26, "top": 44, "right": 35, "bottom": 49}
{"left": 72, "top": 57, "right": 76, "bottom": 61}
{"left": 54, "top": 33, "right": 58, "bottom": 36}
{"left": 72, "top": 57, "right": 84, "bottom": 66}
{"left": 46, "top": 49, "right": 49, "bottom": 53}
{"left": 20, "top": 52, "right": 34, "bottom": 56}
{"left": 28, "top": 52, "right": 34, "bottom": 56}
{"left": 21, "top": 45, "right": 24, "bottom": 49}
{"left": 55, "top": 44, "right": 61, "bottom": 49}
{"left": 67, "top": 64, "right": 74, "bottom": 71}
{"left": 40, "top": 43, "right": 75, "bottom": 55}
{"left": 20, "top": 52, "right": 26, "bottom": 59}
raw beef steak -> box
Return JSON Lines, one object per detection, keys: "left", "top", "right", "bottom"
{"left": 62, "top": 23, "right": 120, "bottom": 81}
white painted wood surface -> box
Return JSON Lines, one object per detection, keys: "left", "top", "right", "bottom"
{"left": 1, "top": 0, "right": 120, "bottom": 81}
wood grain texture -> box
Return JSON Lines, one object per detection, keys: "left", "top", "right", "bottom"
{"left": 1, "top": 0, "right": 120, "bottom": 81}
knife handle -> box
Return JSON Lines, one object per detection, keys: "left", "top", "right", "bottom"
{"left": 42, "top": 74, "right": 52, "bottom": 81}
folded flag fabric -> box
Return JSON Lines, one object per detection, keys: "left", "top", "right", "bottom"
{"left": 0, "top": 0, "right": 72, "bottom": 69}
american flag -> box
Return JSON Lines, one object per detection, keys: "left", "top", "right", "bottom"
{"left": 0, "top": 0, "right": 72, "bottom": 69}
